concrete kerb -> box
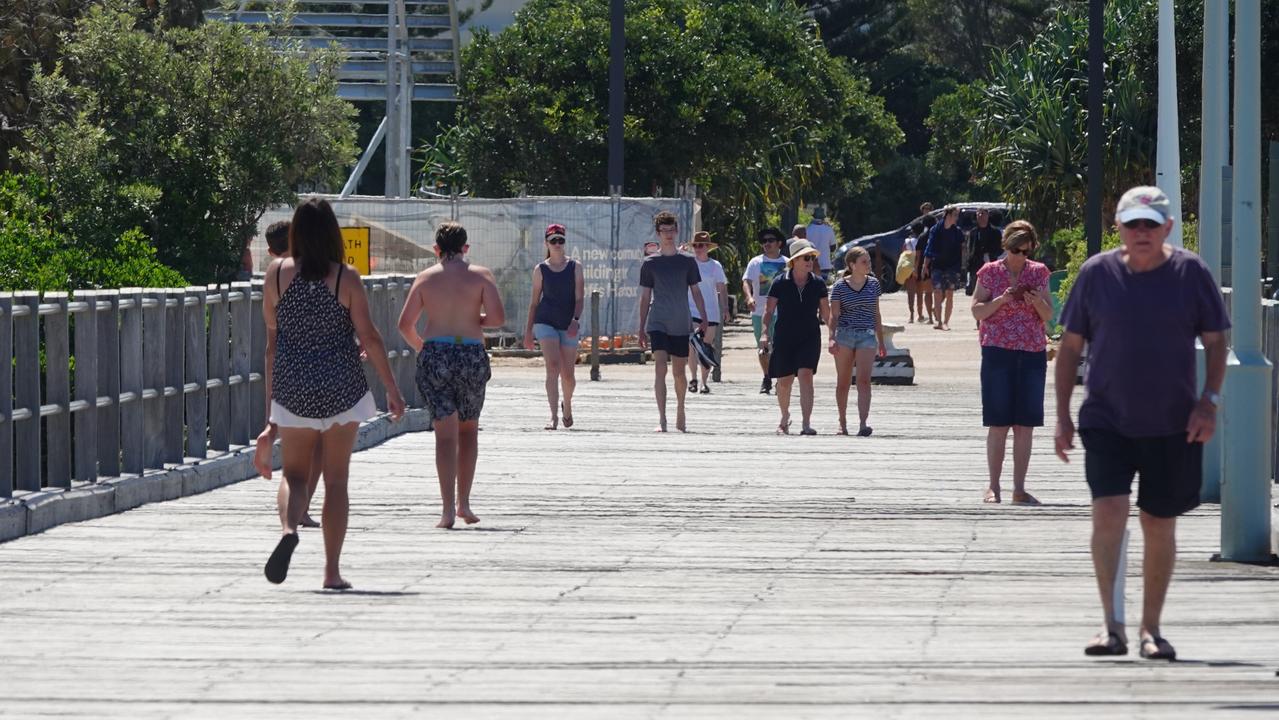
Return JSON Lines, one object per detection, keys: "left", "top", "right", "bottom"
{"left": 0, "top": 409, "right": 432, "bottom": 543}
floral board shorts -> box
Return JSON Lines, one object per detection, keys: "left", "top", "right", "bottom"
{"left": 931, "top": 269, "right": 965, "bottom": 292}
{"left": 416, "top": 339, "right": 492, "bottom": 422}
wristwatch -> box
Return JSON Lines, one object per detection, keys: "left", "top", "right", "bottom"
{"left": 1203, "top": 390, "right": 1221, "bottom": 407}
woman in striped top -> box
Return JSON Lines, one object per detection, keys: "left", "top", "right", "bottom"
{"left": 828, "top": 247, "right": 886, "bottom": 436}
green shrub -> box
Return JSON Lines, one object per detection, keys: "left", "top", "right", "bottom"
{"left": 0, "top": 172, "right": 185, "bottom": 290}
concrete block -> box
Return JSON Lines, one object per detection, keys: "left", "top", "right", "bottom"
{"left": 24, "top": 485, "right": 116, "bottom": 536}
{"left": 184, "top": 454, "right": 254, "bottom": 496}
{"left": 105, "top": 474, "right": 167, "bottom": 512}
{"left": 0, "top": 501, "right": 27, "bottom": 543}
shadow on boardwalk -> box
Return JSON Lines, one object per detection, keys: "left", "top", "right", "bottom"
{"left": 1, "top": 306, "right": 1276, "bottom": 718}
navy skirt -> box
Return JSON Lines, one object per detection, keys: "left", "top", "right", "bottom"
{"left": 980, "top": 346, "right": 1046, "bottom": 427}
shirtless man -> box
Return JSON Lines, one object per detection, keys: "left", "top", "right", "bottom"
{"left": 397, "top": 222, "right": 506, "bottom": 529}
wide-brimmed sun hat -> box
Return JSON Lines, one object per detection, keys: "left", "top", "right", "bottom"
{"left": 786, "top": 239, "right": 820, "bottom": 265}
{"left": 682, "top": 231, "right": 719, "bottom": 252}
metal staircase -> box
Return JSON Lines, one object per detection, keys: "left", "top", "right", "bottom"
{"left": 206, "top": 1, "right": 462, "bottom": 197}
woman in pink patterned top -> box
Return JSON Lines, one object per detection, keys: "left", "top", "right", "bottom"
{"left": 971, "top": 221, "right": 1054, "bottom": 505}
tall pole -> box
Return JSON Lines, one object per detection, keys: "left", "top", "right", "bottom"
{"left": 607, "top": 0, "right": 624, "bottom": 196}
{"left": 384, "top": 1, "right": 401, "bottom": 197}
{"left": 1085, "top": 0, "right": 1104, "bottom": 257}
{"left": 1156, "top": 0, "right": 1183, "bottom": 247}
{"left": 1269, "top": 141, "right": 1279, "bottom": 285}
{"left": 1197, "top": 0, "right": 1229, "bottom": 501}
{"left": 1219, "top": 0, "right": 1273, "bottom": 562}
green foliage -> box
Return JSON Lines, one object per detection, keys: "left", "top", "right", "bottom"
{"left": 1054, "top": 221, "right": 1199, "bottom": 308}
{"left": 905, "top": 0, "right": 1055, "bottom": 79}
{"left": 927, "top": 0, "right": 1158, "bottom": 239}
{"left": 16, "top": 2, "right": 358, "bottom": 284}
{"left": 455, "top": 0, "right": 900, "bottom": 283}
{"left": 0, "top": 172, "right": 184, "bottom": 290}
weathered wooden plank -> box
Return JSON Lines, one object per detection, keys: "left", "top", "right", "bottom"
{"left": 13, "top": 292, "right": 40, "bottom": 490}
{"left": 96, "top": 292, "right": 121, "bottom": 477}
{"left": 229, "top": 282, "right": 252, "bottom": 446}
{"left": 141, "top": 290, "right": 166, "bottom": 469}
{"left": 362, "top": 278, "right": 386, "bottom": 411}
{"left": 163, "top": 289, "right": 185, "bottom": 464}
{"left": 43, "top": 292, "right": 71, "bottom": 488}
{"left": 118, "top": 288, "right": 144, "bottom": 475}
{"left": 184, "top": 288, "right": 208, "bottom": 460}
{"left": 249, "top": 279, "right": 266, "bottom": 436}
{"left": 207, "top": 285, "right": 230, "bottom": 452}
{"left": 0, "top": 293, "right": 12, "bottom": 497}
{"left": 73, "top": 291, "right": 99, "bottom": 483}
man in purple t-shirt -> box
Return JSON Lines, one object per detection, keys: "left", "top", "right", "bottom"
{"left": 1054, "top": 186, "right": 1229, "bottom": 662}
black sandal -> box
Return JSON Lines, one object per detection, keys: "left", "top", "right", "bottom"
{"left": 1139, "top": 634, "right": 1176, "bottom": 660}
{"left": 1084, "top": 631, "right": 1128, "bottom": 656}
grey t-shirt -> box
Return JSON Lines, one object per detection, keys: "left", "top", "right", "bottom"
{"left": 1061, "top": 247, "right": 1229, "bottom": 437}
{"left": 640, "top": 252, "right": 701, "bottom": 334}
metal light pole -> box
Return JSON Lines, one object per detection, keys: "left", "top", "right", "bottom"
{"left": 1156, "top": 0, "right": 1183, "bottom": 247}
{"left": 1219, "top": 0, "right": 1274, "bottom": 562}
{"left": 1085, "top": 0, "right": 1104, "bottom": 257}
{"left": 1196, "top": 0, "right": 1229, "bottom": 501}
{"left": 608, "top": 0, "right": 624, "bottom": 196}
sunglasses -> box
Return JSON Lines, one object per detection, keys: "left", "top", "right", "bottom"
{"left": 546, "top": 236, "right": 566, "bottom": 245}
{"left": 762, "top": 237, "right": 781, "bottom": 243}
{"left": 1122, "top": 219, "right": 1162, "bottom": 230}
{"left": 1006, "top": 245, "right": 1033, "bottom": 255}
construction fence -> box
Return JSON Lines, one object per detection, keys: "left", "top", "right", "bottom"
{"left": 250, "top": 195, "right": 701, "bottom": 342}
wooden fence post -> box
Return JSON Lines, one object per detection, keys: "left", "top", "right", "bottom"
{"left": 590, "top": 290, "right": 601, "bottom": 381}
{"left": 230, "top": 281, "right": 252, "bottom": 446}
{"left": 208, "top": 285, "right": 230, "bottom": 452}
{"left": 119, "top": 289, "right": 143, "bottom": 475}
{"left": 363, "top": 278, "right": 386, "bottom": 410}
{"left": 0, "top": 293, "right": 12, "bottom": 498}
{"left": 97, "top": 291, "right": 121, "bottom": 477}
{"left": 73, "top": 292, "right": 99, "bottom": 483}
{"left": 249, "top": 279, "right": 266, "bottom": 436}
{"left": 142, "top": 290, "right": 166, "bottom": 469}
{"left": 185, "top": 287, "right": 208, "bottom": 459}
{"left": 163, "top": 289, "right": 185, "bottom": 463}
{"left": 14, "top": 292, "right": 40, "bottom": 490}
{"left": 44, "top": 292, "right": 71, "bottom": 488}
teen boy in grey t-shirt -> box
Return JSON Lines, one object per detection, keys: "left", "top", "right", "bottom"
{"left": 639, "top": 211, "right": 708, "bottom": 433}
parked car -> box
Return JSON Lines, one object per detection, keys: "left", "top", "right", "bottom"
{"left": 832, "top": 202, "right": 1015, "bottom": 293}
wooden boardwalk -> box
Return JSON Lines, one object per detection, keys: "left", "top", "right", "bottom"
{"left": 2, "top": 304, "right": 1277, "bottom": 718}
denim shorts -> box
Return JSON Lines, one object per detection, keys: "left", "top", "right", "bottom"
{"left": 532, "top": 323, "right": 577, "bottom": 346}
{"left": 834, "top": 327, "right": 877, "bottom": 351}
{"left": 980, "top": 346, "right": 1046, "bottom": 427}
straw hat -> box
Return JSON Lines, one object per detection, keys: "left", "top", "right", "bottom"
{"left": 785, "top": 238, "right": 820, "bottom": 265}
{"left": 682, "top": 231, "right": 719, "bottom": 252}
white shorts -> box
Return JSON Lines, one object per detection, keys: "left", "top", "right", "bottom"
{"left": 270, "top": 391, "right": 377, "bottom": 432}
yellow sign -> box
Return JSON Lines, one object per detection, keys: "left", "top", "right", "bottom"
{"left": 340, "top": 227, "right": 371, "bottom": 275}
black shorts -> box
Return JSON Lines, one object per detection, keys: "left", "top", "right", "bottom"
{"left": 647, "top": 330, "right": 690, "bottom": 358}
{"left": 690, "top": 318, "right": 721, "bottom": 327}
{"left": 768, "top": 335, "right": 820, "bottom": 378}
{"left": 1080, "top": 428, "right": 1203, "bottom": 518}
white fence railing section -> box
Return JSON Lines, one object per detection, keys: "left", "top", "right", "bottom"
{"left": 0, "top": 276, "right": 422, "bottom": 499}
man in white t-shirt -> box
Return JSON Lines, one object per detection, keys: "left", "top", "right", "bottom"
{"left": 807, "top": 206, "right": 836, "bottom": 281}
{"left": 741, "top": 227, "right": 788, "bottom": 394}
{"left": 684, "top": 231, "right": 729, "bottom": 394}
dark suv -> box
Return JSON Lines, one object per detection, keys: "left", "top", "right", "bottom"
{"left": 832, "top": 202, "right": 1014, "bottom": 292}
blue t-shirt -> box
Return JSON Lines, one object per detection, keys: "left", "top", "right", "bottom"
{"left": 1061, "top": 247, "right": 1230, "bottom": 437}
{"left": 924, "top": 223, "right": 965, "bottom": 271}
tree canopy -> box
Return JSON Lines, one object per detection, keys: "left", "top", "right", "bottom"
{"left": 16, "top": 2, "right": 358, "bottom": 284}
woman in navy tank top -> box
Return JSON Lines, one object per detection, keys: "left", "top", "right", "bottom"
{"left": 522, "top": 223, "right": 585, "bottom": 430}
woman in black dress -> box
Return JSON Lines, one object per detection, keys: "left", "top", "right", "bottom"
{"left": 758, "top": 239, "right": 829, "bottom": 435}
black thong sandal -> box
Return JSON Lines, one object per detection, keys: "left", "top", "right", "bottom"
{"left": 1084, "top": 631, "right": 1128, "bottom": 657}
{"left": 1140, "top": 635, "right": 1177, "bottom": 661}
{"left": 264, "top": 531, "right": 299, "bottom": 585}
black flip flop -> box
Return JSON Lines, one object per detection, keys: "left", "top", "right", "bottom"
{"left": 1140, "top": 635, "right": 1176, "bottom": 660}
{"left": 1084, "top": 631, "right": 1128, "bottom": 656}
{"left": 264, "top": 531, "right": 299, "bottom": 584}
